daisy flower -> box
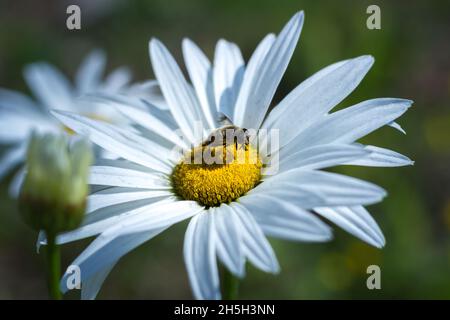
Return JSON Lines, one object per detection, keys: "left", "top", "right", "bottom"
{"left": 0, "top": 49, "right": 140, "bottom": 196}
{"left": 52, "top": 11, "right": 413, "bottom": 299}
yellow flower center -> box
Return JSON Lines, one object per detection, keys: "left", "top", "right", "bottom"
{"left": 171, "top": 143, "right": 262, "bottom": 207}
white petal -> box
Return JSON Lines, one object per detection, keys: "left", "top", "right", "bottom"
{"left": 275, "top": 144, "right": 370, "bottom": 173}
{"left": 229, "top": 203, "right": 280, "bottom": 274}
{"left": 23, "top": 62, "right": 74, "bottom": 110}
{"left": 213, "top": 39, "right": 244, "bottom": 121}
{"left": 127, "top": 80, "right": 168, "bottom": 110}
{"left": 61, "top": 228, "right": 166, "bottom": 294}
{"left": 51, "top": 110, "right": 172, "bottom": 173}
{"left": 232, "top": 33, "right": 275, "bottom": 125}
{"left": 93, "top": 158, "right": 160, "bottom": 171}
{"left": 238, "top": 193, "right": 332, "bottom": 242}
{"left": 0, "top": 110, "right": 49, "bottom": 142}
{"left": 262, "top": 59, "right": 348, "bottom": 128}
{"left": 256, "top": 169, "right": 387, "bottom": 207}
{"left": 182, "top": 38, "right": 218, "bottom": 129}
{"left": 61, "top": 200, "right": 202, "bottom": 285}
{"left": 56, "top": 197, "right": 175, "bottom": 245}
{"left": 75, "top": 50, "right": 106, "bottom": 95}
{"left": 102, "top": 66, "right": 132, "bottom": 93}
{"left": 0, "top": 87, "right": 43, "bottom": 114}
{"left": 244, "top": 187, "right": 325, "bottom": 210}
{"left": 149, "top": 38, "right": 206, "bottom": 143}
{"left": 84, "top": 90, "right": 147, "bottom": 111}
{"left": 0, "top": 144, "right": 25, "bottom": 180}
{"left": 184, "top": 212, "right": 220, "bottom": 300}
{"left": 80, "top": 262, "right": 116, "bottom": 300}
{"left": 87, "top": 187, "right": 172, "bottom": 212}
{"left": 139, "top": 99, "right": 178, "bottom": 129}
{"left": 314, "top": 206, "right": 385, "bottom": 248}
{"left": 119, "top": 200, "right": 203, "bottom": 234}
{"left": 233, "top": 11, "right": 304, "bottom": 129}
{"left": 212, "top": 206, "right": 245, "bottom": 277}
{"left": 36, "top": 231, "right": 46, "bottom": 253}
{"left": 282, "top": 98, "right": 412, "bottom": 155}
{"left": 265, "top": 56, "right": 375, "bottom": 147}
{"left": 109, "top": 97, "right": 187, "bottom": 148}
{"left": 8, "top": 165, "right": 26, "bottom": 198}
{"left": 389, "top": 121, "right": 406, "bottom": 134}
{"left": 89, "top": 165, "right": 170, "bottom": 189}
{"left": 346, "top": 144, "right": 414, "bottom": 167}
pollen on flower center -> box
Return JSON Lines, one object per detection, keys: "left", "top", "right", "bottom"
{"left": 171, "top": 143, "right": 262, "bottom": 207}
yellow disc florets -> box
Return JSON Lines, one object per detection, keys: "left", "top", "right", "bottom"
{"left": 171, "top": 143, "right": 262, "bottom": 207}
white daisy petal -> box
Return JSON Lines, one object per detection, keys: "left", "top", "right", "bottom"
{"left": 0, "top": 144, "right": 26, "bottom": 180}
{"left": 182, "top": 38, "right": 218, "bottom": 128}
{"left": 139, "top": 99, "right": 178, "bottom": 129}
{"left": 149, "top": 38, "right": 205, "bottom": 143}
{"left": 75, "top": 49, "right": 107, "bottom": 95}
{"left": 0, "top": 87, "right": 42, "bottom": 113}
{"left": 61, "top": 200, "right": 202, "bottom": 285}
{"left": 345, "top": 144, "right": 414, "bottom": 167}
{"left": 80, "top": 262, "right": 116, "bottom": 300}
{"left": 0, "top": 115, "right": 31, "bottom": 142}
{"left": 24, "top": 62, "right": 74, "bottom": 110}
{"left": 314, "top": 206, "right": 385, "bottom": 248}
{"left": 184, "top": 212, "right": 220, "bottom": 300}
{"left": 230, "top": 203, "right": 280, "bottom": 274}
{"left": 87, "top": 187, "right": 172, "bottom": 212}
{"left": 275, "top": 144, "right": 370, "bottom": 173}
{"left": 263, "top": 56, "right": 374, "bottom": 147}
{"left": 55, "top": 197, "right": 175, "bottom": 245}
{"left": 85, "top": 196, "right": 174, "bottom": 226}
{"left": 89, "top": 165, "right": 170, "bottom": 189}
{"left": 61, "top": 228, "right": 166, "bottom": 294}
{"left": 102, "top": 66, "right": 132, "bottom": 93}
{"left": 233, "top": 11, "right": 304, "bottom": 129}
{"left": 110, "top": 97, "right": 187, "bottom": 148}
{"left": 36, "top": 231, "right": 46, "bottom": 253}
{"left": 262, "top": 59, "right": 348, "bottom": 129}
{"left": 120, "top": 200, "right": 204, "bottom": 234}
{"left": 94, "top": 158, "right": 159, "bottom": 172}
{"left": 127, "top": 80, "right": 169, "bottom": 110}
{"left": 213, "top": 39, "right": 244, "bottom": 121}
{"left": 282, "top": 98, "right": 412, "bottom": 155}
{"left": 238, "top": 193, "right": 332, "bottom": 242}
{"left": 114, "top": 123, "right": 176, "bottom": 161}
{"left": 231, "top": 33, "right": 276, "bottom": 126}
{"left": 51, "top": 110, "right": 172, "bottom": 173}
{"left": 388, "top": 121, "right": 406, "bottom": 134}
{"left": 84, "top": 90, "right": 147, "bottom": 111}
{"left": 257, "top": 169, "right": 387, "bottom": 207}
{"left": 82, "top": 90, "right": 170, "bottom": 126}
{"left": 0, "top": 110, "right": 53, "bottom": 142}
{"left": 8, "top": 165, "right": 26, "bottom": 198}
{"left": 212, "top": 206, "right": 245, "bottom": 277}
{"left": 243, "top": 188, "right": 326, "bottom": 211}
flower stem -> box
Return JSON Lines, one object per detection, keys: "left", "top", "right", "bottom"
{"left": 222, "top": 268, "right": 240, "bottom": 300}
{"left": 46, "top": 232, "right": 62, "bottom": 300}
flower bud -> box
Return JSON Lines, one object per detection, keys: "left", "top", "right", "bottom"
{"left": 19, "top": 133, "right": 93, "bottom": 234}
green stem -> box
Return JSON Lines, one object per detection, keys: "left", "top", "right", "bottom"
{"left": 46, "top": 232, "right": 62, "bottom": 300}
{"left": 222, "top": 268, "right": 240, "bottom": 300}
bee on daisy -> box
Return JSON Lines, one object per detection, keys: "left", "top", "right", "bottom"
{"left": 48, "top": 11, "right": 412, "bottom": 300}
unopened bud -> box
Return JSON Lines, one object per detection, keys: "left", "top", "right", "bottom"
{"left": 19, "top": 133, "right": 93, "bottom": 234}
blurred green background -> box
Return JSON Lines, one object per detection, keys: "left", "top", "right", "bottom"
{"left": 0, "top": 0, "right": 449, "bottom": 299}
